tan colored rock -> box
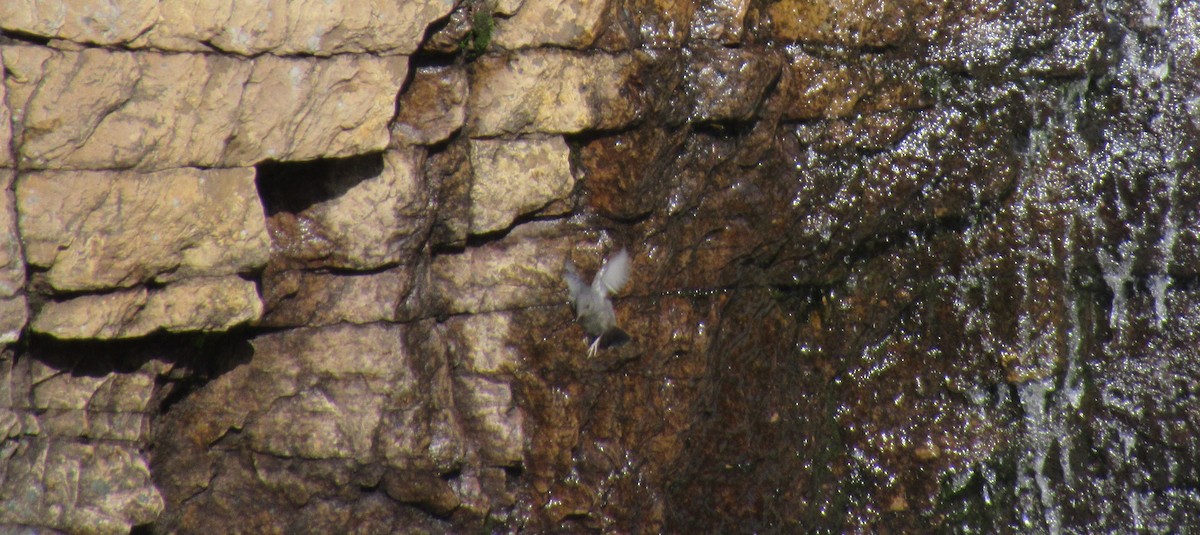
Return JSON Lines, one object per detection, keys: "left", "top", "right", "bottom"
{"left": 18, "top": 168, "right": 268, "bottom": 292}
{"left": 691, "top": 0, "right": 752, "bottom": 43}
{"left": 764, "top": 0, "right": 909, "bottom": 47}
{"left": 30, "top": 276, "right": 262, "bottom": 339}
{"left": 0, "top": 0, "right": 452, "bottom": 56}
{"left": 28, "top": 358, "right": 156, "bottom": 442}
{"left": 0, "top": 171, "right": 25, "bottom": 344}
{"left": 134, "top": 276, "right": 263, "bottom": 334}
{"left": 468, "top": 136, "right": 574, "bottom": 235}
{"left": 444, "top": 314, "right": 522, "bottom": 375}
{"left": 495, "top": 0, "right": 525, "bottom": 15}
{"left": 0, "top": 81, "right": 11, "bottom": 168}
{"left": 392, "top": 65, "right": 468, "bottom": 146}
{"left": 244, "top": 324, "right": 417, "bottom": 462}
{"left": 150, "top": 0, "right": 452, "bottom": 55}
{"left": 39, "top": 411, "right": 150, "bottom": 442}
{"left": 30, "top": 365, "right": 154, "bottom": 412}
{"left": 0, "top": 297, "right": 26, "bottom": 345}
{"left": 247, "top": 387, "right": 386, "bottom": 462}
{"left": 492, "top": 0, "right": 608, "bottom": 49}
{"left": 267, "top": 148, "right": 429, "bottom": 270}
{"left": 467, "top": 50, "right": 642, "bottom": 136}
{"left": 30, "top": 289, "right": 148, "bottom": 340}
{"left": 431, "top": 222, "right": 575, "bottom": 315}
{"left": 3, "top": 46, "right": 406, "bottom": 170}
{"left": 0, "top": 0, "right": 158, "bottom": 47}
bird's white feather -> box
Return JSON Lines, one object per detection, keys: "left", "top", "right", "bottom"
{"left": 564, "top": 259, "right": 587, "bottom": 307}
{"left": 593, "top": 248, "right": 630, "bottom": 295}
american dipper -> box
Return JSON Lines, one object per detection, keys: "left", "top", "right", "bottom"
{"left": 564, "top": 248, "right": 632, "bottom": 357}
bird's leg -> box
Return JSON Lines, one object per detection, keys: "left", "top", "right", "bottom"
{"left": 587, "top": 337, "right": 602, "bottom": 358}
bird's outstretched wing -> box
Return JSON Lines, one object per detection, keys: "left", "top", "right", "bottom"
{"left": 593, "top": 248, "right": 630, "bottom": 295}
{"left": 564, "top": 259, "right": 587, "bottom": 307}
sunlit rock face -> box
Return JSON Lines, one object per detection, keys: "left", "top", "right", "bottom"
{"left": 1, "top": 0, "right": 1198, "bottom": 532}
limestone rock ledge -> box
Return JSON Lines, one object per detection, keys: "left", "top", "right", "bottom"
{"left": 2, "top": 46, "right": 407, "bottom": 170}
{"left": 0, "top": 0, "right": 453, "bottom": 56}
{"left": 30, "top": 276, "right": 262, "bottom": 340}
{"left": 17, "top": 165, "right": 268, "bottom": 340}
{"left": 17, "top": 168, "right": 269, "bottom": 292}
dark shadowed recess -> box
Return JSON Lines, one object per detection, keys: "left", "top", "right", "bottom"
{"left": 22, "top": 331, "right": 254, "bottom": 412}
{"left": 0, "top": 28, "right": 51, "bottom": 46}
{"left": 255, "top": 153, "right": 386, "bottom": 216}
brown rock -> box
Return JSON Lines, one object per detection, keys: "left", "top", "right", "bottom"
{"left": 690, "top": 0, "right": 752, "bottom": 43}
{"left": 685, "top": 46, "right": 782, "bottom": 122}
{"left": 1, "top": 0, "right": 452, "bottom": 56}
{"left": 0, "top": 297, "right": 26, "bottom": 346}
{"left": 149, "top": 322, "right": 481, "bottom": 528}
{"left": 468, "top": 136, "right": 575, "bottom": 235}
{"left": 382, "top": 471, "right": 462, "bottom": 517}
{"left": 493, "top": 0, "right": 609, "bottom": 49}
{"left": 598, "top": 0, "right": 693, "bottom": 48}
{"left": 467, "top": 50, "right": 642, "bottom": 136}
{"left": 3, "top": 46, "right": 406, "bottom": 170}
{"left": 425, "top": 140, "right": 474, "bottom": 248}
{"left": 763, "top": 0, "right": 909, "bottom": 47}
{"left": 17, "top": 168, "right": 269, "bottom": 292}
{"left": 776, "top": 51, "right": 924, "bottom": 120}
{"left": 260, "top": 267, "right": 419, "bottom": 328}
{"left": 30, "top": 276, "right": 262, "bottom": 339}
{"left": 392, "top": 65, "right": 468, "bottom": 146}
{"left": 264, "top": 148, "right": 430, "bottom": 271}
{"left": 578, "top": 126, "right": 687, "bottom": 219}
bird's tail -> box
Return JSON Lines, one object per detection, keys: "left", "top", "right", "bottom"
{"left": 597, "top": 327, "right": 631, "bottom": 350}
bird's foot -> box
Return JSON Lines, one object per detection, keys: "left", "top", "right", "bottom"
{"left": 587, "top": 337, "right": 601, "bottom": 358}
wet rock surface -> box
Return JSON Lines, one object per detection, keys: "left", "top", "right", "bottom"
{"left": 1, "top": 0, "right": 1198, "bottom": 533}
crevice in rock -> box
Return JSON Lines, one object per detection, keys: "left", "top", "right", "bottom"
{"left": 465, "top": 213, "right": 568, "bottom": 248}
{"left": 0, "top": 29, "right": 51, "bottom": 46}
{"left": 152, "top": 331, "right": 255, "bottom": 417}
{"left": 255, "top": 152, "right": 386, "bottom": 216}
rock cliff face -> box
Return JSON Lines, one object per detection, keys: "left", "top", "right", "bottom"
{"left": 1, "top": 0, "right": 1198, "bottom": 532}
